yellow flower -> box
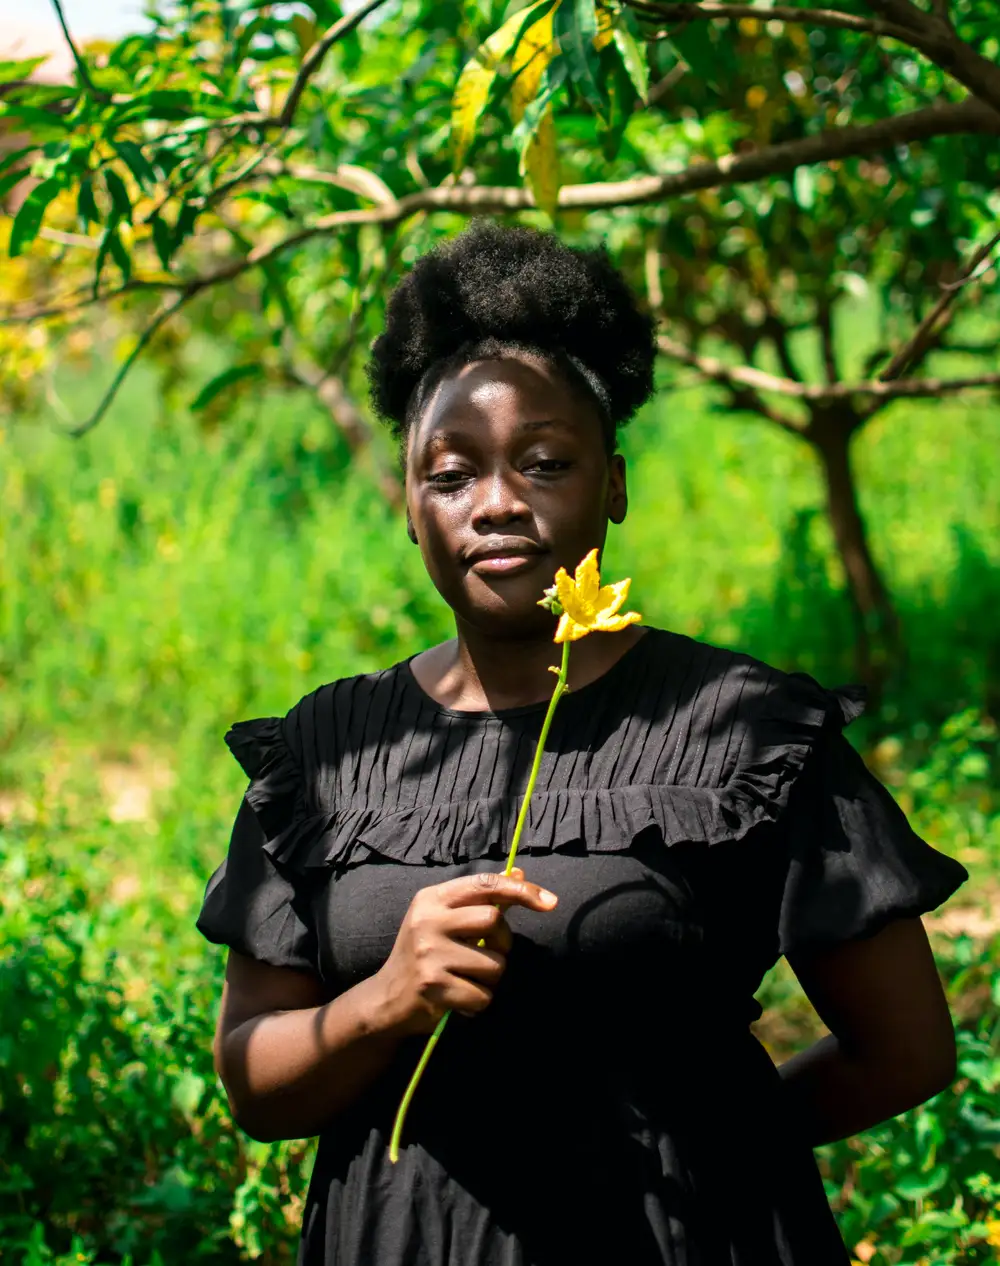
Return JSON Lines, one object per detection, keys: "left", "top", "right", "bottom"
{"left": 540, "top": 547, "right": 642, "bottom": 643}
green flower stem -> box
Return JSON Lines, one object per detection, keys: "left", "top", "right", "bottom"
{"left": 501, "top": 638, "right": 571, "bottom": 878}
{"left": 388, "top": 638, "right": 572, "bottom": 1164}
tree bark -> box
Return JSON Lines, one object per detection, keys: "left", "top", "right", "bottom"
{"left": 809, "top": 410, "right": 900, "bottom": 698}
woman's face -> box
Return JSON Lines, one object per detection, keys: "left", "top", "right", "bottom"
{"left": 405, "top": 353, "right": 627, "bottom": 639}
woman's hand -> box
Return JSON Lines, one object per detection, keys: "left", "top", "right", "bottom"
{"left": 374, "top": 867, "right": 558, "bottom": 1036}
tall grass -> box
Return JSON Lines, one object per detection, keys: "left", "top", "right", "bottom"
{"left": 4, "top": 358, "right": 999, "bottom": 764}
{"left": 2, "top": 362, "right": 999, "bottom": 1265}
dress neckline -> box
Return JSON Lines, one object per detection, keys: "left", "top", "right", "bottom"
{"left": 400, "top": 627, "right": 654, "bottom": 721}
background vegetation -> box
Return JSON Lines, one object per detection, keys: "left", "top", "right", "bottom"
{"left": 2, "top": 1, "right": 1000, "bottom": 1264}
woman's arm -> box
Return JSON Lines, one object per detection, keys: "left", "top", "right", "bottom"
{"left": 777, "top": 916, "right": 957, "bottom": 1148}
{"left": 214, "top": 951, "right": 405, "bottom": 1143}
{"left": 213, "top": 869, "right": 558, "bottom": 1143}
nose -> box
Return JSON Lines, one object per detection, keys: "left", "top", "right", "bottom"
{"left": 471, "top": 470, "right": 531, "bottom": 530}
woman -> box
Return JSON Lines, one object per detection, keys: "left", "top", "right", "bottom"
{"left": 197, "top": 222, "right": 968, "bottom": 1266}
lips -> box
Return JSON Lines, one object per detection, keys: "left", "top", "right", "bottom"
{"left": 465, "top": 540, "right": 547, "bottom": 576}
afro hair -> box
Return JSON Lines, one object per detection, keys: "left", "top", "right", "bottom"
{"left": 365, "top": 221, "right": 657, "bottom": 440}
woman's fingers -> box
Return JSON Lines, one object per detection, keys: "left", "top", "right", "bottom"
{"left": 439, "top": 869, "right": 558, "bottom": 913}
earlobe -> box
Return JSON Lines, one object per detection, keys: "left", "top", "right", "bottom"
{"left": 608, "top": 454, "right": 628, "bottom": 525}
{"left": 406, "top": 515, "right": 418, "bottom": 545}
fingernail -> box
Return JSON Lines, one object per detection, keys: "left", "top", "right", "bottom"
{"left": 539, "top": 889, "right": 558, "bottom": 907}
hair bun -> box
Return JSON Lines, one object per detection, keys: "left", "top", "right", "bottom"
{"left": 366, "top": 221, "right": 656, "bottom": 435}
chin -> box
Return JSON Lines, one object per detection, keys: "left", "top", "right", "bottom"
{"left": 456, "top": 579, "right": 556, "bottom": 639}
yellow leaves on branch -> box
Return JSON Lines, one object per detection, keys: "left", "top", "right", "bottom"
{"left": 511, "top": 5, "right": 561, "bottom": 220}
{"left": 451, "top": 1, "right": 632, "bottom": 219}
{"left": 541, "top": 548, "right": 642, "bottom": 643}
{"left": 450, "top": 0, "right": 551, "bottom": 175}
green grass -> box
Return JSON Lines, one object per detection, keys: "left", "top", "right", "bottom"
{"left": 1, "top": 361, "right": 999, "bottom": 1265}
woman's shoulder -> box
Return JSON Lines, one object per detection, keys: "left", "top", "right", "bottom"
{"left": 226, "top": 660, "right": 410, "bottom": 773}
{"left": 638, "top": 625, "right": 866, "bottom": 733}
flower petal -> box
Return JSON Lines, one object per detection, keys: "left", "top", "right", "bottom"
{"left": 594, "top": 577, "right": 631, "bottom": 619}
{"left": 554, "top": 613, "right": 591, "bottom": 642}
{"left": 593, "top": 609, "right": 642, "bottom": 633}
{"left": 556, "top": 564, "right": 597, "bottom": 627}
{"left": 573, "top": 548, "right": 601, "bottom": 607}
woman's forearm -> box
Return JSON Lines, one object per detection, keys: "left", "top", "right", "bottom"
{"left": 777, "top": 1033, "right": 954, "bottom": 1148}
{"left": 219, "top": 972, "right": 403, "bottom": 1143}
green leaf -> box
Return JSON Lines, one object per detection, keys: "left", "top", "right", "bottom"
{"left": 190, "top": 364, "right": 264, "bottom": 411}
{"left": 104, "top": 169, "right": 133, "bottom": 223}
{"left": 0, "top": 169, "right": 28, "bottom": 203}
{"left": 113, "top": 140, "right": 158, "bottom": 193}
{"left": 451, "top": 0, "right": 552, "bottom": 173}
{"left": 0, "top": 145, "right": 37, "bottom": 177}
{"left": 595, "top": 49, "right": 635, "bottom": 162}
{"left": 107, "top": 228, "right": 132, "bottom": 283}
{"left": 150, "top": 213, "right": 172, "bottom": 271}
{"left": 612, "top": 9, "right": 648, "bottom": 104}
{"left": 0, "top": 57, "right": 48, "bottom": 80}
{"left": 77, "top": 176, "right": 100, "bottom": 227}
{"left": 895, "top": 1164, "right": 950, "bottom": 1202}
{"left": 8, "top": 177, "right": 62, "bottom": 257}
{"left": 171, "top": 199, "right": 199, "bottom": 253}
{"left": 93, "top": 221, "right": 118, "bottom": 295}
{"left": 113, "top": 90, "right": 234, "bottom": 124}
{"left": 554, "top": 0, "right": 605, "bottom": 112}
{"left": 170, "top": 1070, "right": 206, "bottom": 1119}
{"left": 0, "top": 102, "right": 72, "bottom": 141}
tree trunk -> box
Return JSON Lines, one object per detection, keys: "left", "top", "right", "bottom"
{"left": 810, "top": 412, "right": 901, "bottom": 700}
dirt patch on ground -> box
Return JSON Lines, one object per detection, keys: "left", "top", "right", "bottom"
{"left": 0, "top": 744, "right": 176, "bottom": 827}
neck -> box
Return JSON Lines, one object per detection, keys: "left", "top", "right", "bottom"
{"left": 411, "top": 620, "right": 646, "bottom": 713}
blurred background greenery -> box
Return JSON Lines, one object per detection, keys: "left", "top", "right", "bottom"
{"left": 2, "top": 1, "right": 1000, "bottom": 1264}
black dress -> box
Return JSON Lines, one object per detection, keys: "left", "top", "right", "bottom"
{"left": 197, "top": 627, "right": 968, "bottom": 1266}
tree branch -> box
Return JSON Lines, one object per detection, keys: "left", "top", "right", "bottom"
{"left": 50, "top": 0, "right": 107, "bottom": 101}
{"left": 627, "top": 1, "right": 929, "bottom": 52}
{"left": 66, "top": 293, "right": 192, "bottom": 437}
{"left": 862, "top": 0, "right": 1000, "bottom": 115}
{"left": 4, "top": 99, "right": 997, "bottom": 327}
{"left": 816, "top": 296, "right": 839, "bottom": 384}
{"left": 878, "top": 228, "right": 1000, "bottom": 380}
{"left": 278, "top": 0, "right": 391, "bottom": 127}
{"left": 657, "top": 334, "right": 1000, "bottom": 401}
{"left": 281, "top": 353, "right": 403, "bottom": 507}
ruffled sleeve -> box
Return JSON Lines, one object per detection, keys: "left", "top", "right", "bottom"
{"left": 777, "top": 699, "right": 969, "bottom": 959}
{"left": 195, "top": 717, "right": 318, "bottom": 973}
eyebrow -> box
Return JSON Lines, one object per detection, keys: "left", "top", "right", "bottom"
{"left": 422, "top": 418, "right": 574, "bottom": 448}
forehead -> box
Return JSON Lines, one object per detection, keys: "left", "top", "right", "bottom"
{"left": 410, "top": 355, "right": 591, "bottom": 449}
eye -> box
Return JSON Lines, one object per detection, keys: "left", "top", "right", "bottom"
{"left": 525, "top": 458, "right": 571, "bottom": 475}
{"left": 427, "top": 468, "right": 472, "bottom": 487}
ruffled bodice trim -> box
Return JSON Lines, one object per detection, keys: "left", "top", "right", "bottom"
{"left": 225, "top": 655, "right": 868, "bottom": 875}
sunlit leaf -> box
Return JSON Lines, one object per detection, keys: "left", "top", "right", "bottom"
{"left": 511, "top": 6, "right": 560, "bottom": 122}
{"left": 451, "top": 0, "right": 552, "bottom": 173}
{"left": 8, "top": 177, "right": 62, "bottom": 257}
{"left": 0, "top": 57, "right": 48, "bottom": 80}
{"left": 612, "top": 8, "right": 648, "bottom": 103}
{"left": 525, "top": 106, "right": 560, "bottom": 220}
{"left": 593, "top": 3, "right": 614, "bottom": 52}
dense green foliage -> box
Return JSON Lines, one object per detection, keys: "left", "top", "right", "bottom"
{"left": 2, "top": 363, "right": 1000, "bottom": 1264}
{"left": 3, "top": 1, "right": 1000, "bottom": 1261}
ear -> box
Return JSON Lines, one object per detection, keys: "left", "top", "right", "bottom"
{"left": 607, "top": 453, "right": 628, "bottom": 525}
{"left": 406, "top": 513, "right": 418, "bottom": 545}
